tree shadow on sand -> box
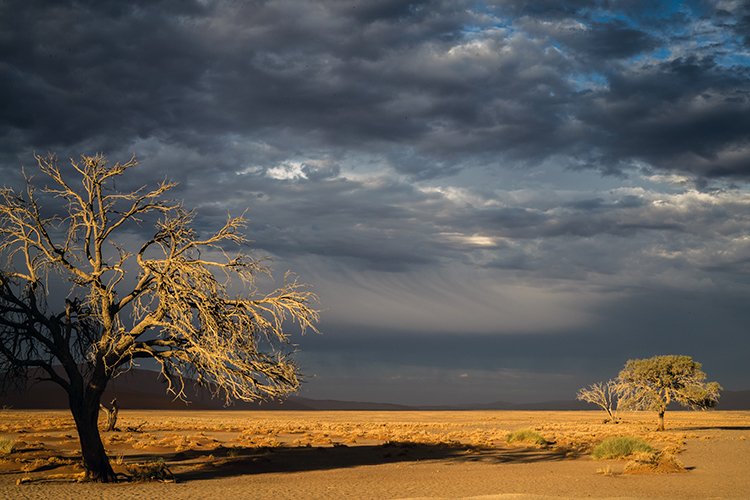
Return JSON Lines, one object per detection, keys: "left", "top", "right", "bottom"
{"left": 126, "top": 442, "right": 580, "bottom": 482}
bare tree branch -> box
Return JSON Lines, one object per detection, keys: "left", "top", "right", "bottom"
{"left": 1, "top": 153, "right": 319, "bottom": 481}
{"left": 576, "top": 379, "right": 619, "bottom": 422}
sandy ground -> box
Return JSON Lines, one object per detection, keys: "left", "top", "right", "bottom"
{"left": 0, "top": 410, "right": 748, "bottom": 499}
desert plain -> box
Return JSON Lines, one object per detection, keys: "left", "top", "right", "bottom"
{"left": 0, "top": 409, "right": 748, "bottom": 499}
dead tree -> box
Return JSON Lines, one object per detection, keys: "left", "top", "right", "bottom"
{"left": 0, "top": 154, "right": 318, "bottom": 481}
{"left": 100, "top": 398, "right": 119, "bottom": 432}
{"left": 576, "top": 379, "right": 619, "bottom": 423}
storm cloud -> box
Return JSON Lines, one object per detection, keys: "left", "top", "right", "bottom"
{"left": 1, "top": 0, "right": 748, "bottom": 403}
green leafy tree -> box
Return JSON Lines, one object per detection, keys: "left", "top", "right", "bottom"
{"left": 616, "top": 355, "right": 721, "bottom": 431}
{"left": 0, "top": 154, "right": 318, "bottom": 481}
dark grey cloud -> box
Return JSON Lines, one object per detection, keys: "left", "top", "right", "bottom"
{"left": 558, "top": 21, "right": 658, "bottom": 59}
{"left": 296, "top": 287, "right": 749, "bottom": 404}
{"left": 576, "top": 56, "right": 750, "bottom": 178}
{"left": 1, "top": 0, "right": 749, "bottom": 403}
{"left": 2, "top": 0, "right": 748, "bottom": 181}
{"left": 489, "top": 0, "right": 595, "bottom": 20}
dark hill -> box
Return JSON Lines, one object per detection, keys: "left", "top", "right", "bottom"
{"left": 3, "top": 369, "right": 748, "bottom": 411}
{"left": 0, "top": 368, "right": 410, "bottom": 411}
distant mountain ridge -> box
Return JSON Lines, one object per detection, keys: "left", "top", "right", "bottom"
{"left": 2, "top": 369, "right": 749, "bottom": 410}
{"left": 0, "top": 369, "right": 414, "bottom": 411}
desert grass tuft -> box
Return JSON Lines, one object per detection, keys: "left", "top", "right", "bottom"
{"left": 0, "top": 437, "right": 15, "bottom": 454}
{"left": 596, "top": 465, "right": 615, "bottom": 476}
{"left": 506, "top": 429, "right": 548, "bottom": 446}
{"left": 591, "top": 436, "right": 653, "bottom": 459}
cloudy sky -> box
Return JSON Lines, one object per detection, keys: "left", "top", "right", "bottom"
{"left": 2, "top": 0, "right": 749, "bottom": 405}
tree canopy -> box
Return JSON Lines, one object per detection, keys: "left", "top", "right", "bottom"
{"left": 0, "top": 154, "right": 318, "bottom": 480}
{"left": 616, "top": 354, "right": 721, "bottom": 431}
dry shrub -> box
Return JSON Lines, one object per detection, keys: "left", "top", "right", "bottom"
{"left": 292, "top": 437, "right": 313, "bottom": 447}
{"left": 249, "top": 436, "right": 282, "bottom": 448}
{"left": 623, "top": 451, "right": 685, "bottom": 474}
{"left": 130, "top": 434, "right": 159, "bottom": 449}
{"left": 46, "top": 455, "right": 73, "bottom": 466}
{"left": 174, "top": 436, "right": 192, "bottom": 452}
{"left": 153, "top": 433, "right": 217, "bottom": 452}
{"left": 20, "top": 459, "right": 47, "bottom": 472}
{"left": 310, "top": 436, "right": 333, "bottom": 447}
{"left": 126, "top": 459, "right": 174, "bottom": 482}
{"left": 0, "top": 437, "right": 15, "bottom": 454}
{"left": 104, "top": 433, "right": 134, "bottom": 445}
{"left": 19, "top": 456, "right": 73, "bottom": 472}
{"left": 124, "top": 422, "right": 147, "bottom": 433}
{"left": 341, "top": 435, "right": 359, "bottom": 445}
{"left": 596, "top": 465, "right": 615, "bottom": 476}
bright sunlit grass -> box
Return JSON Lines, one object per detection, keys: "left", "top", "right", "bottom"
{"left": 506, "top": 429, "right": 548, "bottom": 446}
{"left": 591, "top": 436, "right": 653, "bottom": 459}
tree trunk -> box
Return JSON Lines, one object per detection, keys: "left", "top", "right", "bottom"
{"left": 101, "top": 398, "right": 119, "bottom": 432}
{"left": 657, "top": 410, "right": 665, "bottom": 431}
{"left": 69, "top": 393, "right": 116, "bottom": 482}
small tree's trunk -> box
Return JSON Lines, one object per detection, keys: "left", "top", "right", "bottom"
{"left": 657, "top": 410, "right": 665, "bottom": 431}
{"left": 606, "top": 408, "right": 618, "bottom": 423}
{"left": 100, "top": 398, "right": 119, "bottom": 432}
{"left": 69, "top": 392, "right": 116, "bottom": 482}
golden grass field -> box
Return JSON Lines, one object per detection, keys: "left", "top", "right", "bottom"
{"left": 1, "top": 409, "right": 749, "bottom": 498}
